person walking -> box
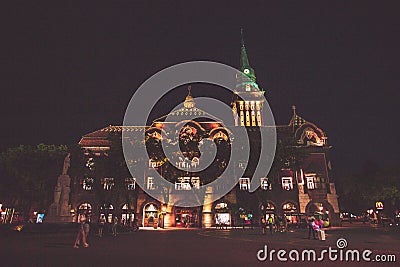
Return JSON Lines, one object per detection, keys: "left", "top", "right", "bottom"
{"left": 267, "top": 215, "right": 274, "bottom": 235}
{"left": 313, "top": 217, "right": 320, "bottom": 239}
{"left": 83, "top": 213, "right": 90, "bottom": 240}
{"left": 98, "top": 215, "right": 106, "bottom": 237}
{"left": 260, "top": 216, "right": 266, "bottom": 235}
{"left": 112, "top": 216, "right": 118, "bottom": 237}
{"left": 73, "top": 211, "right": 89, "bottom": 248}
{"left": 307, "top": 216, "right": 316, "bottom": 239}
{"left": 133, "top": 217, "right": 139, "bottom": 232}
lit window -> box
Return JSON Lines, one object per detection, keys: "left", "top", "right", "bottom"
{"left": 283, "top": 202, "right": 296, "bottom": 211}
{"left": 100, "top": 204, "right": 114, "bottom": 223}
{"left": 281, "top": 177, "right": 293, "bottom": 190}
{"left": 175, "top": 177, "right": 191, "bottom": 190}
{"left": 147, "top": 177, "right": 155, "bottom": 190}
{"left": 102, "top": 178, "right": 114, "bottom": 190}
{"left": 125, "top": 178, "right": 136, "bottom": 190}
{"left": 191, "top": 157, "right": 200, "bottom": 168}
{"left": 149, "top": 159, "right": 158, "bottom": 168}
{"left": 239, "top": 178, "right": 250, "bottom": 191}
{"left": 296, "top": 169, "right": 304, "bottom": 185}
{"left": 215, "top": 202, "right": 228, "bottom": 210}
{"left": 191, "top": 177, "right": 200, "bottom": 189}
{"left": 260, "top": 178, "right": 271, "bottom": 190}
{"left": 82, "top": 177, "right": 94, "bottom": 191}
{"left": 245, "top": 84, "right": 251, "bottom": 91}
{"left": 306, "top": 176, "right": 315, "bottom": 190}
{"left": 86, "top": 158, "right": 95, "bottom": 170}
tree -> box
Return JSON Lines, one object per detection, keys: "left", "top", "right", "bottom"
{"left": 0, "top": 144, "right": 68, "bottom": 218}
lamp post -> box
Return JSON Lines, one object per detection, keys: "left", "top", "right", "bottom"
{"left": 161, "top": 205, "right": 167, "bottom": 229}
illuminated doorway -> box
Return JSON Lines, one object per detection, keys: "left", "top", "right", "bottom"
{"left": 282, "top": 202, "right": 298, "bottom": 224}
{"left": 175, "top": 208, "right": 199, "bottom": 227}
{"left": 215, "top": 202, "right": 231, "bottom": 227}
{"left": 143, "top": 203, "right": 158, "bottom": 227}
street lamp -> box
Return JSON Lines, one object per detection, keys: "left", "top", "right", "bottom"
{"left": 161, "top": 205, "right": 167, "bottom": 229}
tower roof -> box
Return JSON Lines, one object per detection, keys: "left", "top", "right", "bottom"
{"left": 240, "top": 29, "right": 251, "bottom": 70}
{"left": 236, "top": 29, "right": 261, "bottom": 92}
{"left": 153, "top": 86, "right": 221, "bottom": 123}
{"left": 184, "top": 85, "right": 195, "bottom": 108}
{"left": 289, "top": 105, "right": 307, "bottom": 127}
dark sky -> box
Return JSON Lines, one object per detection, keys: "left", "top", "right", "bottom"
{"left": 1, "top": 2, "right": 399, "bottom": 175}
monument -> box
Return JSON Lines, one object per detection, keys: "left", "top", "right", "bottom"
{"left": 46, "top": 153, "right": 73, "bottom": 222}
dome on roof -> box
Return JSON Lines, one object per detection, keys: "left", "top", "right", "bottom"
{"left": 184, "top": 86, "right": 195, "bottom": 108}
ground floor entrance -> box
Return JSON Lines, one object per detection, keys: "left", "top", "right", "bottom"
{"left": 175, "top": 207, "right": 199, "bottom": 227}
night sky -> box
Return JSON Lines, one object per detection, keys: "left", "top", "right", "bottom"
{"left": 2, "top": 2, "right": 399, "bottom": 175}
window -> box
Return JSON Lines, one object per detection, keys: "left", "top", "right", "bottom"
{"left": 82, "top": 177, "right": 94, "bottom": 191}
{"left": 147, "top": 177, "right": 155, "bottom": 190}
{"left": 296, "top": 169, "right": 304, "bottom": 185}
{"left": 238, "top": 161, "right": 247, "bottom": 170}
{"left": 149, "top": 159, "right": 159, "bottom": 168}
{"left": 125, "top": 178, "right": 136, "bottom": 190}
{"left": 239, "top": 178, "right": 250, "bottom": 191}
{"left": 191, "top": 157, "right": 200, "bottom": 168}
{"left": 281, "top": 177, "right": 293, "bottom": 190}
{"left": 260, "top": 178, "right": 271, "bottom": 190}
{"left": 282, "top": 202, "right": 296, "bottom": 212}
{"left": 306, "top": 176, "right": 315, "bottom": 190}
{"left": 191, "top": 177, "right": 200, "bottom": 189}
{"left": 85, "top": 158, "right": 95, "bottom": 171}
{"left": 102, "top": 178, "right": 114, "bottom": 190}
{"left": 175, "top": 177, "right": 191, "bottom": 190}
{"left": 100, "top": 204, "right": 114, "bottom": 223}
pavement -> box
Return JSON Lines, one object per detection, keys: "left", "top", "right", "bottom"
{"left": 0, "top": 224, "right": 399, "bottom": 267}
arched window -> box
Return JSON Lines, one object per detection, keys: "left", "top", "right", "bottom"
{"left": 100, "top": 203, "right": 114, "bottom": 223}
{"left": 82, "top": 177, "right": 94, "bottom": 191}
{"left": 282, "top": 202, "right": 298, "bottom": 224}
{"left": 77, "top": 202, "right": 92, "bottom": 222}
{"left": 121, "top": 204, "right": 134, "bottom": 225}
{"left": 78, "top": 202, "right": 92, "bottom": 211}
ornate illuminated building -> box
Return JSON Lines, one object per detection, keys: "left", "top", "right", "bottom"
{"left": 68, "top": 36, "right": 340, "bottom": 228}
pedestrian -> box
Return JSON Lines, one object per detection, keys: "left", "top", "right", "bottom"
{"left": 307, "top": 216, "right": 316, "bottom": 239}
{"left": 83, "top": 213, "right": 90, "bottom": 240}
{"left": 185, "top": 215, "right": 190, "bottom": 228}
{"left": 318, "top": 218, "right": 326, "bottom": 241}
{"left": 267, "top": 215, "right": 274, "bottom": 235}
{"left": 319, "top": 218, "right": 324, "bottom": 229}
{"left": 133, "top": 217, "right": 139, "bottom": 232}
{"left": 98, "top": 215, "right": 106, "bottom": 237}
{"left": 112, "top": 216, "right": 118, "bottom": 237}
{"left": 73, "top": 211, "right": 89, "bottom": 248}
{"left": 260, "top": 216, "right": 266, "bottom": 235}
{"left": 313, "top": 217, "right": 320, "bottom": 239}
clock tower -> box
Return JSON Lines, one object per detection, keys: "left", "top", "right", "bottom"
{"left": 232, "top": 30, "right": 266, "bottom": 127}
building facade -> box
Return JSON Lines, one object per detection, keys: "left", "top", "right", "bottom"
{"left": 68, "top": 39, "right": 340, "bottom": 228}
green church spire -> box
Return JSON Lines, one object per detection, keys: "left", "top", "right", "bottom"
{"left": 240, "top": 29, "right": 256, "bottom": 83}
{"left": 240, "top": 29, "right": 251, "bottom": 69}
{"left": 238, "top": 29, "right": 259, "bottom": 90}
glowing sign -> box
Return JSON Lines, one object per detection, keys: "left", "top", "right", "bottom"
{"left": 375, "top": 202, "right": 384, "bottom": 210}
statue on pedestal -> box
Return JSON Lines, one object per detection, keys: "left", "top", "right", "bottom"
{"left": 47, "top": 153, "right": 73, "bottom": 222}
{"left": 62, "top": 153, "right": 71, "bottom": 175}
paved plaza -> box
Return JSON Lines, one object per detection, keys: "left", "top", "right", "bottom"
{"left": 1, "top": 224, "right": 399, "bottom": 266}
